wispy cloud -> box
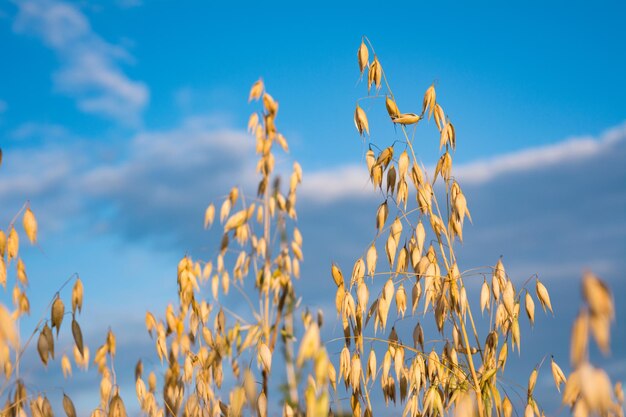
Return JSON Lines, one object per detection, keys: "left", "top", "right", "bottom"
{"left": 12, "top": 0, "right": 148, "bottom": 125}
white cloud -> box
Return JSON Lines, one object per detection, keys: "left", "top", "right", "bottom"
{"left": 301, "top": 122, "right": 626, "bottom": 203}
{"left": 13, "top": 0, "right": 148, "bottom": 125}
{"left": 455, "top": 122, "right": 626, "bottom": 184}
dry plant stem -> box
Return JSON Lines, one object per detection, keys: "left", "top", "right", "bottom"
{"left": 284, "top": 311, "right": 299, "bottom": 404}
{"left": 270, "top": 288, "right": 288, "bottom": 350}
{"left": 262, "top": 172, "right": 271, "bottom": 397}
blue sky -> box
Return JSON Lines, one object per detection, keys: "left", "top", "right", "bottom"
{"left": 1, "top": 0, "right": 625, "bottom": 415}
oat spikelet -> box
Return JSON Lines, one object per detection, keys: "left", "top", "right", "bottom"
{"left": 551, "top": 357, "right": 567, "bottom": 392}
{"left": 571, "top": 310, "right": 589, "bottom": 367}
{"left": 525, "top": 291, "right": 535, "bottom": 326}
{"left": 37, "top": 329, "right": 50, "bottom": 366}
{"left": 480, "top": 279, "right": 490, "bottom": 313}
{"left": 536, "top": 280, "right": 553, "bottom": 314}
{"left": 7, "top": 227, "right": 18, "bottom": 261}
{"left": 23, "top": 207, "right": 38, "bottom": 244}
{"left": 249, "top": 79, "right": 264, "bottom": 102}
{"left": 582, "top": 272, "right": 614, "bottom": 319}
{"left": 63, "top": 394, "right": 77, "bottom": 417}
{"left": 366, "top": 244, "right": 377, "bottom": 276}
{"left": 204, "top": 204, "right": 215, "bottom": 229}
{"left": 72, "top": 278, "right": 84, "bottom": 314}
{"left": 72, "top": 318, "right": 84, "bottom": 356}
{"left": 61, "top": 354, "right": 72, "bottom": 378}
{"left": 259, "top": 343, "right": 272, "bottom": 373}
{"left": 51, "top": 297, "right": 65, "bottom": 336}
{"left": 358, "top": 40, "right": 369, "bottom": 74}
{"left": 422, "top": 84, "right": 436, "bottom": 118}
{"left": 354, "top": 104, "right": 369, "bottom": 136}
{"left": 386, "top": 96, "right": 400, "bottom": 119}
{"left": 331, "top": 263, "right": 344, "bottom": 287}
{"left": 392, "top": 113, "right": 421, "bottom": 125}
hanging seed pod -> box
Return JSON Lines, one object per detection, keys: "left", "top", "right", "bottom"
{"left": 582, "top": 272, "right": 614, "bottom": 319}
{"left": 72, "top": 278, "right": 83, "bottom": 314}
{"left": 63, "top": 394, "right": 77, "bottom": 417}
{"left": 376, "top": 201, "right": 388, "bottom": 232}
{"left": 536, "top": 280, "right": 553, "bottom": 314}
{"left": 72, "top": 318, "right": 84, "bottom": 356}
{"left": 392, "top": 113, "right": 421, "bottom": 125}
{"left": 366, "top": 244, "right": 377, "bottom": 276}
{"left": 51, "top": 297, "right": 65, "bottom": 336}
{"left": 61, "top": 354, "right": 72, "bottom": 378}
{"left": 422, "top": 84, "right": 436, "bottom": 118}
{"left": 354, "top": 105, "right": 369, "bottom": 136}
{"left": 351, "top": 258, "right": 365, "bottom": 285}
{"left": 570, "top": 311, "right": 589, "bottom": 366}
{"left": 109, "top": 394, "right": 127, "bottom": 417}
{"left": 525, "top": 291, "right": 535, "bottom": 325}
{"left": 37, "top": 329, "right": 49, "bottom": 366}
{"left": 357, "top": 41, "right": 369, "bottom": 74}
{"left": 376, "top": 147, "right": 394, "bottom": 169}
{"left": 204, "top": 204, "right": 215, "bottom": 229}
{"left": 386, "top": 96, "right": 400, "bottom": 119}
{"left": 37, "top": 325, "right": 53, "bottom": 363}
{"left": 7, "top": 227, "right": 18, "bottom": 261}
{"left": 259, "top": 343, "right": 272, "bottom": 373}
{"left": 368, "top": 57, "right": 382, "bottom": 92}
{"left": 22, "top": 208, "right": 38, "bottom": 244}
{"left": 386, "top": 165, "right": 397, "bottom": 195}
{"left": 550, "top": 356, "right": 567, "bottom": 392}
{"left": 258, "top": 392, "right": 268, "bottom": 417}
{"left": 434, "top": 104, "right": 445, "bottom": 131}
{"left": 480, "top": 279, "right": 490, "bottom": 313}
{"left": 107, "top": 329, "right": 116, "bottom": 357}
{"left": 331, "top": 264, "right": 344, "bottom": 287}
{"left": 248, "top": 79, "right": 264, "bottom": 102}
{"left": 367, "top": 349, "right": 377, "bottom": 382}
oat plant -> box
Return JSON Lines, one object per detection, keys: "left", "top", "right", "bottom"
{"left": 329, "top": 37, "right": 624, "bottom": 417}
